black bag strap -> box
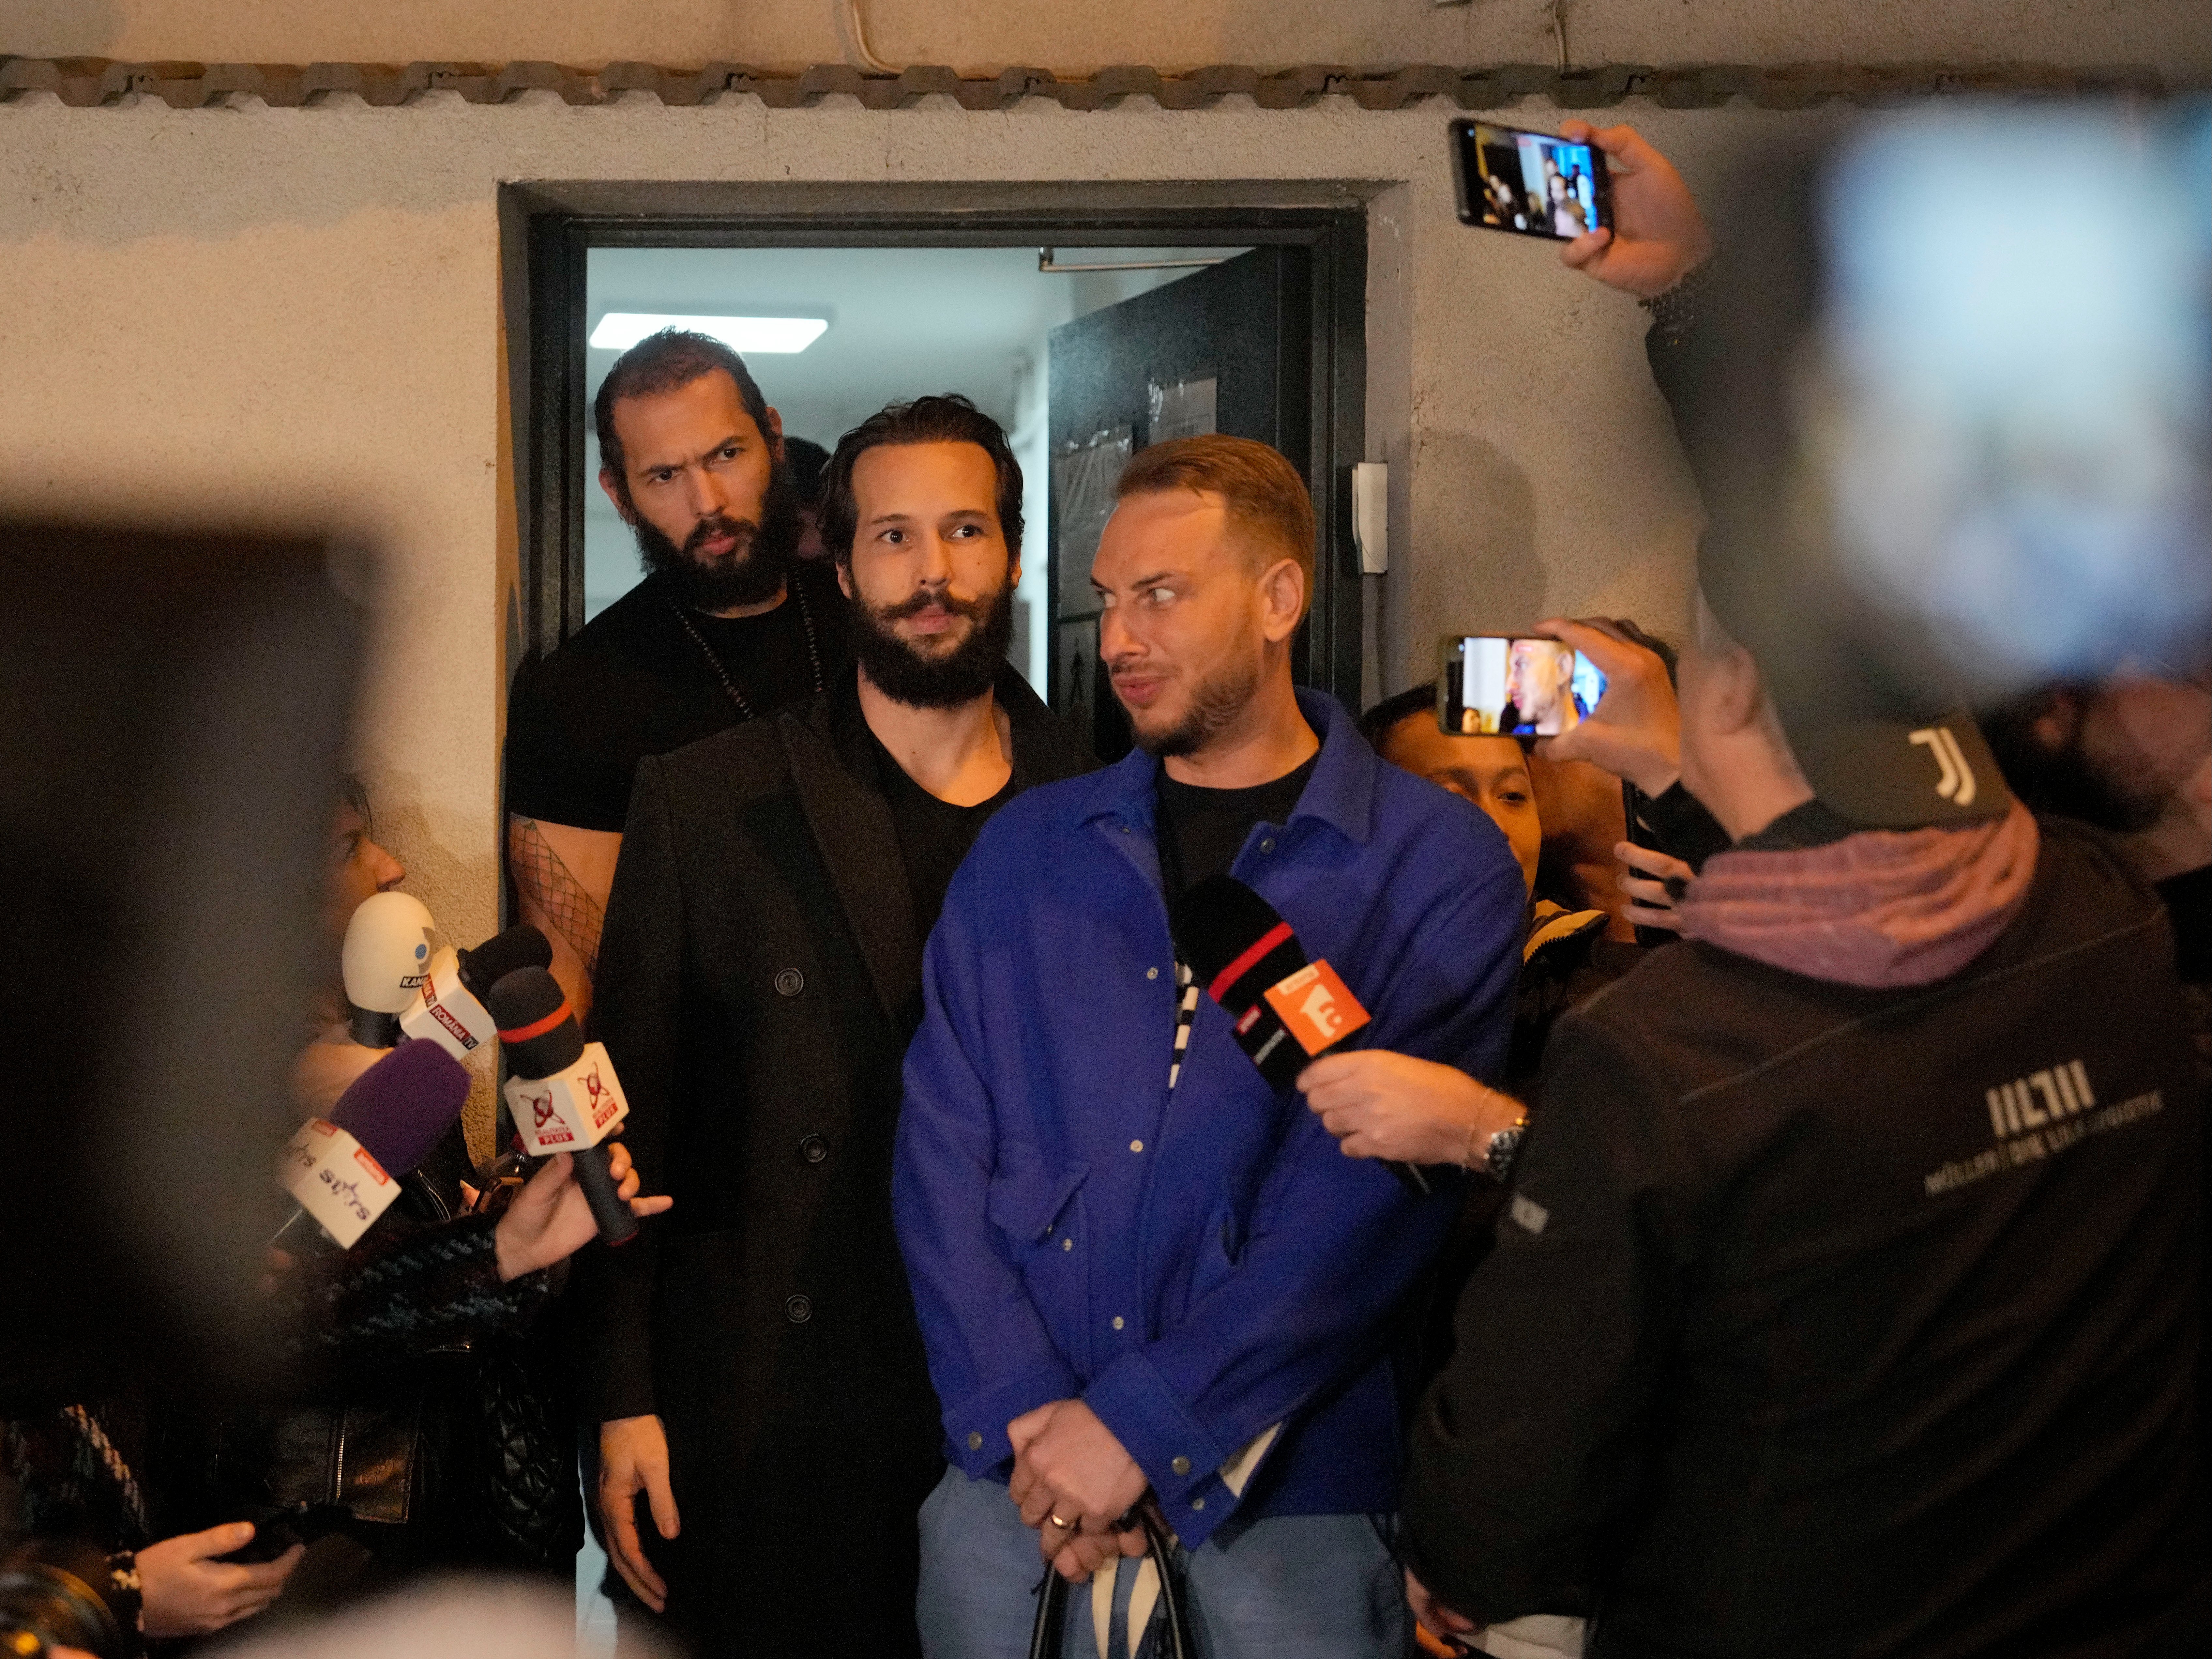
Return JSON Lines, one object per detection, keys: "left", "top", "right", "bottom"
{"left": 1028, "top": 1510, "right": 1195, "bottom": 1659}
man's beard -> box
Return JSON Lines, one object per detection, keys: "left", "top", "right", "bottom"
{"left": 1121, "top": 649, "right": 1262, "bottom": 759}
{"left": 633, "top": 461, "right": 803, "bottom": 612}
{"left": 849, "top": 577, "right": 1016, "bottom": 709}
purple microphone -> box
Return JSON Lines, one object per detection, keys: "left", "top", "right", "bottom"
{"left": 275, "top": 1040, "right": 471, "bottom": 1249}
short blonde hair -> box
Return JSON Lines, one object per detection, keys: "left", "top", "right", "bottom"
{"left": 1117, "top": 435, "right": 1315, "bottom": 621}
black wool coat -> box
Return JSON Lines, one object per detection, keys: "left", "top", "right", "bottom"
{"left": 575, "top": 666, "right": 1089, "bottom": 1658}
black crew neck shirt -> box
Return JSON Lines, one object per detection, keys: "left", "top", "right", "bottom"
{"left": 869, "top": 731, "right": 1017, "bottom": 936}
{"left": 1155, "top": 752, "right": 1320, "bottom": 900}
{"left": 685, "top": 600, "right": 820, "bottom": 721}
{"left": 504, "top": 565, "right": 849, "bottom": 833}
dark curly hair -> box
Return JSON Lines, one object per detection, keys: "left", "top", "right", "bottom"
{"left": 817, "top": 394, "right": 1024, "bottom": 567}
{"left": 594, "top": 329, "right": 773, "bottom": 505}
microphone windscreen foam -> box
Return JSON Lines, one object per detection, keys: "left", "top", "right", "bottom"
{"left": 457, "top": 923, "right": 553, "bottom": 1002}
{"left": 1168, "top": 875, "right": 1309, "bottom": 1012}
{"left": 487, "top": 965, "right": 585, "bottom": 1077}
{"left": 326, "top": 1039, "right": 471, "bottom": 1177}
{"left": 341, "top": 890, "right": 438, "bottom": 1014}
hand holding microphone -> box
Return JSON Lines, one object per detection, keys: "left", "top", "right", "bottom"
{"left": 492, "top": 1140, "right": 671, "bottom": 1281}
{"left": 487, "top": 965, "right": 643, "bottom": 1247}
{"left": 1168, "top": 874, "right": 1432, "bottom": 1196}
{"left": 1297, "top": 1050, "right": 1525, "bottom": 1173}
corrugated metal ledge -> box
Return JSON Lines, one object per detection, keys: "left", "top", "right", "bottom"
{"left": 0, "top": 57, "right": 2184, "bottom": 112}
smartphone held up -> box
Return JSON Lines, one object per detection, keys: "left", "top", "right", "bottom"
{"left": 1439, "top": 635, "right": 1607, "bottom": 739}
{"left": 1450, "top": 118, "right": 1612, "bottom": 241}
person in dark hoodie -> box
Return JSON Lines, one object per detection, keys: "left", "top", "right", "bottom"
{"left": 1397, "top": 118, "right": 2206, "bottom": 1659}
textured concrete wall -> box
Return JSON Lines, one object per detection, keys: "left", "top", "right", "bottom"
{"left": 0, "top": 91, "right": 1854, "bottom": 965}
{"left": 5, "top": 0, "right": 2208, "bottom": 78}
{"left": 5, "top": 5, "right": 2198, "bottom": 1153}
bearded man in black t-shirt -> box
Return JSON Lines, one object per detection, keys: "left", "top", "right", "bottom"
{"left": 504, "top": 330, "right": 850, "bottom": 1019}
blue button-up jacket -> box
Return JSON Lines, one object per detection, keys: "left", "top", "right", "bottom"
{"left": 892, "top": 690, "right": 1524, "bottom": 1544}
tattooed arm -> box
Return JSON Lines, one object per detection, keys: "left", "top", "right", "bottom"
{"left": 506, "top": 814, "right": 622, "bottom": 1019}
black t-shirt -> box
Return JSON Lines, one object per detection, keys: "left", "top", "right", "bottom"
{"left": 504, "top": 565, "right": 849, "bottom": 832}
{"left": 1154, "top": 753, "right": 1320, "bottom": 900}
{"left": 869, "top": 731, "right": 1016, "bottom": 937}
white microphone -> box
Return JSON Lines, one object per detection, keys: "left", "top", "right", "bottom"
{"left": 341, "top": 891, "right": 439, "bottom": 1048}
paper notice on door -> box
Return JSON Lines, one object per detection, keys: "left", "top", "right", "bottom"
{"left": 1148, "top": 374, "right": 1217, "bottom": 444}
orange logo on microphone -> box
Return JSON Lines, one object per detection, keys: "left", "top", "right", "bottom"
{"left": 1263, "top": 960, "right": 1371, "bottom": 1056}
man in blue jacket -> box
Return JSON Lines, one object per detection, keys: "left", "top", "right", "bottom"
{"left": 893, "top": 435, "right": 1525, "bottom": 1657}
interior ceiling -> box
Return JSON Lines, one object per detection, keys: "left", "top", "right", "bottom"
{"left": 583, "top": 244, "right": 1245, "bottom": 493}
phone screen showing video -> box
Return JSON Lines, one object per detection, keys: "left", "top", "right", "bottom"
{"left": 1451, "top": 120, "right": 1609, "bottom": 241}
{"left": 1439, "top": 636, "right": 1607, "bottom": 738}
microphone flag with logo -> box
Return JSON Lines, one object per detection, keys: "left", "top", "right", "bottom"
{"left": 399, "top": 922, "right": 553, "bottom": 1061}
{"left": 1167, "top": 874, "right": 1428, "bottom": 1196}
{"left": 276, "top": 1039, "right": 472, "bottom": 1248}
{"left": 487, "top": 966, "right": 639, "bottom": 1246}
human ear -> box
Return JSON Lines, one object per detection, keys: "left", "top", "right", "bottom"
{"left": 1258, "top": 557, "right": 1306, "bottom": 643}
{"left": 1707, "top": 646, "right": 1769, "bottom": 738}
{"left": 598, "top": 469, "right": 636, "bottom": 525}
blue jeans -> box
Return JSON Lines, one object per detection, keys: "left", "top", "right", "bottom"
{"left": 915, "top": 1465, "right": 1408, "bottom": 1659}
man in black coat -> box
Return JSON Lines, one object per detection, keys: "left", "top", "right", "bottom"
{"left": 575, "top": 394, "right": 1089, "bottom": 1657}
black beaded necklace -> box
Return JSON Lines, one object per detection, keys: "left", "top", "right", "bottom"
{"left": 666, "top": 577, "right": 826, "bottom": 721}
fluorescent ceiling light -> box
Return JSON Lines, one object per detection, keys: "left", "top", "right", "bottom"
{"left": 588, "top": 313, "right": 829, "bottom": 354}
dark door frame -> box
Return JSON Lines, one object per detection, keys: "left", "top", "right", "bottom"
{"left": 499, "top": 180, "right": 1369, "bottom": 707}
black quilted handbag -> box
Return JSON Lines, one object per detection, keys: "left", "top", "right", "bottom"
{"left": 1029, "top": 1509, "right": 1193, "bottom": 1659}
{"left": 473, "top": 1342, "right": 582, "bottom": 1573}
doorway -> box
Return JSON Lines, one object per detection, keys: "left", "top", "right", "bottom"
{"left": 499, "top": 183, "right": 1367, "bottom": 1646}
{"left": 504, "top": 182, "right": 1371, "bottom": 731}
{"left": 580, "top": 243, "right": 1253, "bottom": 698}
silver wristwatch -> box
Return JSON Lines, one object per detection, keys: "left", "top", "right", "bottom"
{"left": 1478, "top": 1113, "right": 1529, "bottom": 1183}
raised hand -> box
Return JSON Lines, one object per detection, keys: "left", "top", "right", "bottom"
{"left": 1617, "top": 841, "right": 1696, "bottom": 931}
{"left": 1534, "top": 618, "right": 1682, "bottom": 797}
{"left": 1555, "top": 121, "right": 1713, "bottom": 300}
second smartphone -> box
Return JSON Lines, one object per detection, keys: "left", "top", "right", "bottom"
{"left": 1449, "top": 118, "right": 1612, "bottom": 241}
{"left": 1439, "top": 634, "right": 1608, "bottom": 739}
